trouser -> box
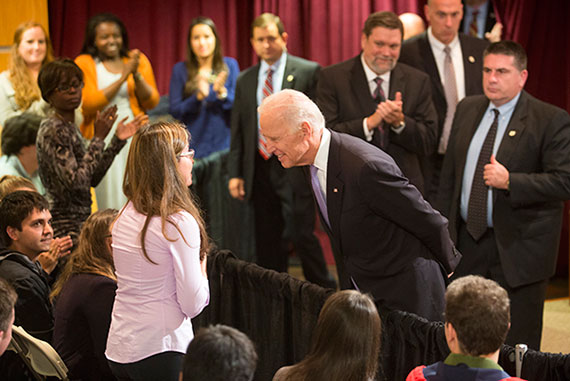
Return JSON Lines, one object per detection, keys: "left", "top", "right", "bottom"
{"left": 453, "top": 222, "right": 547, "bottom": 350}
{"left": 108, "top": 351, "right": 183, "bottom": 381}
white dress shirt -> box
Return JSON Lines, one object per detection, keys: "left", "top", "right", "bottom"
{"left": 427, "top": 27, "right": 466, "bottom": 102}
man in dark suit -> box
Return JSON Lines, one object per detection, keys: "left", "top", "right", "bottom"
{"left": 228, "top": 13, "right": 335, "bottom": 288}
{"left": 258, "top": 89, "right": 462, "bottom": 321}
{"left": 460, "top": 0, "right": 501, "bottom": 42}
{"left": 399, "top": 0, "right": 489, "bottom": 202}
{"left": 438, "top": 41, "right": 570, "bottom": 349}
{"left": 317, "top": 11, "right": 438, "bottom": 194}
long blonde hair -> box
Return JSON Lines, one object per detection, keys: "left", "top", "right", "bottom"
{"left": 50, "top": 209, "right": 118, "bottom": 301}
{"left": 122, "top": 122, "right": 210, "bottom": 263}
{"left": 8, "top": 22, "right": 54, "bottom": 111}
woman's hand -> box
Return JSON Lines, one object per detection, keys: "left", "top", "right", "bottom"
{"left": 213, "top": 71, "right": 228, "bottom": 97}
{"left": 122, "top": 49, "right": 141, "bottom": 80}
{"left": 196, "top": 74, "right": 210, "bottom": 100}
{"left": 115, "top": 113, "right": 149, "bottom": 140}
{"left": 94, "top": 106, "right": 118, "bottom": 140}
{"left": 37, "top": 236, "right": 73, "bottom": 274}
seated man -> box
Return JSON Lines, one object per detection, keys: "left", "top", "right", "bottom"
{"left": 407, "top": 275, "right": 524, "bottom": 381}
{"left": 0, "top": 278, "right": 17, "bottom": 356}
{"left": 0, "top": 191, "right": 54, "bottom": 343}
{"left": 182, "top": 324, "right": 258, "bottom": 381}
{"left": 0, "top": 113, "right": 45, "bottom": 195}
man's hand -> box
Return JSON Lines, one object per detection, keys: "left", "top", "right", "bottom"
{"left": 377, "top": 91, "right": 404, "bottom": 126}
{"left": 37, "top": 236, "right": 73, "bottom": 274}
{"left": 228, "top": 178, "right": 245, "bottom": 200}
{"left": 484, "top": 155, "right": 509, "bottom": 189}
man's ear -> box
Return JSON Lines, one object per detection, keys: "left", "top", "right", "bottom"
{"left": 300, "top": 121, "right": 312, "bottom": 137}
{"left": 6, "top": 226, "right": 19, "bottom": 242}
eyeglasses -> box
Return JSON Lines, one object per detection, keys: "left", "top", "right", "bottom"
{"left": 55, "top": 81, "right": 84, "bottom": 93}
{"left": 178, "top": 149, "right": 195, "bottom": 160}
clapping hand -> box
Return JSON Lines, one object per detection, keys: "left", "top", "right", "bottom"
{"left": 37, "top": 235, "right": 73, "bottom": 274}
{"left": 213, "top": 71, "right": 228, "bottom": 98}
{"left": 124, "top": 49, "right": 141, "bottom": 77}
{"left": 94, "top": 105, "right": 118, "bottom": 140}
{"left": 196, "top": 74, "right": 210, "bottom": 100}
{"left": 115, "top": 113, "right": 149, "bottom": 140}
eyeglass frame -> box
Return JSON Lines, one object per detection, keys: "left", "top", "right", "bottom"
{"left": 55, "top": 81, "right": 84, "bottom": 93}
{"left": 178, "top": 149, "right": 195, "bottom": 160}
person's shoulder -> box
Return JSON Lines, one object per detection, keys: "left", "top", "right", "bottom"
{"left": 287, "top": 54, "right": 319, "bottom": 69}
{"left": 405, "top": 364, "right": 427, "bottom": 381}
{"left": 321, "top": 55, "right": 358, "bottom": 74}
{"left": 272, "top": 365, "right": 294, "bottom": 381}
{"left": 223, "top": 56, "right": 239, "bottom": 67}
{"left": 521, "top": 92, "right": 570, "bottom": 125}
{"left": 75, "top": 54, "right": 95, "bottom": 67}
{"left": 237, "top": 63, "right": 259, "bottom": 82}
{"left": 395, "top": 62, "right": 430, "bottom": 80}
{"left": 458, "top": 33, "right": 489, "bottom": 51}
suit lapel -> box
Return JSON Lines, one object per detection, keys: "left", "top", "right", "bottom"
{"left": 326, "top": 131, "right": 345, "bottom": 241}
{"left": 496, "top": 91, "right": 528, "bottom": 168}
{"left": 418, "top": 33, "right": 445, "bottom": 100}
{"left": 350, "top": 55, "right": 377, "bottom": 115}
{"left": 281, "top": 56, "right": 296, "bottom": 89}
{"left": 388, "top": 64, "right": 405, "bottom": 99}
{"left": 460, "top": 34, "right": 482, "bottom": 95}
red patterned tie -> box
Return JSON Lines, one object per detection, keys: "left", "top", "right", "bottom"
{"left": 373, "top": 77, "right": 387, "bottom": 149}
{"left": 469, "top": 10, "right": 480, "bottom": 37}
{"left": 259, "top": 68, "right": 273, "bottom": 159}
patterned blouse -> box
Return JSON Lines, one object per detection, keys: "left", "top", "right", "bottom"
{"left": 36, "top": 117, "right": 126, "bottom": 241}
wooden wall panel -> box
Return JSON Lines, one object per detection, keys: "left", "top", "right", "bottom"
{"left": 0, "top": 0, "right": 49, "bottom": 72}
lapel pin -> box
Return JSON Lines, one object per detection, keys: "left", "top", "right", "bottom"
{"left": 468, "top": 56, "right": 475, "bottom": 63}
{"left": 508, "top": 130, "right": 517, "bottom": 137}
{"left": 333, "top": 188, "right": 338, "bottom": 193}
{"left": 287, "top": 74, "right": 294, "bottom": 82}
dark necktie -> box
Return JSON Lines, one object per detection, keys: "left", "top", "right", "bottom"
{"left": 258, "top": 68, "right": 273, "bottom": 159}
{"left": 373, "top": 77, "right": 387, "bottom": 149}
{"left": 310, "top": 165, "right": 330, "bottom": 228}
{"left": 469, "top": 10, "right": 480, "bottom": 37}
{"left": 466, "top": 109, "right": 500, "bottom": 241}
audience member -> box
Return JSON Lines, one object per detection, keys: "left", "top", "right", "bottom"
{"left": 229, "top": 13, "right": 335, "bottom": 288}
{"left": 0, "top": 175, "right": 72, "bottom": 278}
{"left": 76, "top": 13, "right": 157, "bottom": 209}
{"left": 399, "top": 12, "right": 426, "bottom": 40}
{"left": 106, "top": 122, "right": 209, "bottom": 381}
{"left": 399, "top": 0, "right": 489, "bottom": 202}
{"left": 317, "top": 11, "right": 438, "bottom": 194}
{"left": 169, "top": 16, "right": 239, "bottom": 159}
{"left": 182, "top": 324, "right": 257, "bottom": 381}
{"left": 0, "top": 22, "right": 53, "bottom": 126}
{"left": 460, "top": 0, "right": 502, "bottom": 42}
{"left": 51, "top": 209, "right": 118, "bottom": 381}
{"left": 0, "top": 278, "right": 17, "bottom": 357}
{"left": 0, "top": 191, "right": 54, "bottom": 342}
{"left": 273, "top": 290, "right": 380, "bottom": 381}
{"left": 406, "top": 275, "right": 525, "bottom": 381}
{"left": 0, "top": 175, "right": 35, "bottom": 200}
{"left": 36, "top": 59, "right": 142, "bottom": 243}
{"left": 438, "top": 40, "right": 570, "bottom": 350}
{"left": 258, "top": 89, "right": 460, "bottom": 321}
{"left": 0, "top": 113, "right": 45, "bottom": 194}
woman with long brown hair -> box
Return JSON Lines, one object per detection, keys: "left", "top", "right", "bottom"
{"left": 0, "top": 22, "right": 53, "bottom": 126}
{"left": 51, "top": 209, "right": 118, "bottom": 380}
{"left": 106, "top": 122, "right": 209, "bottom": 381}
{"left": 169, "top": 16, "right": 238, "bottom": 159}
{"left": 273, "top": 290, "right": 381, "bottom": 381}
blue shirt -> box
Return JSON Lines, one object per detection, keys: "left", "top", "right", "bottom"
{"left": 460, "top": 92, "right": 521, "bottom": 226}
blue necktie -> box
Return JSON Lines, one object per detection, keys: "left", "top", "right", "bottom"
{"left": 310, "top": 165, "right": 330, "bottom": 228}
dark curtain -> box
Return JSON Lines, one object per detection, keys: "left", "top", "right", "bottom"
{"left": 48, "top": 0, "right": 421, "bottom": 95}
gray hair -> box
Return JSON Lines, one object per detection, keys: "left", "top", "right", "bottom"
{"left": 258, "top": 89, "right": 325, "bottom": 134}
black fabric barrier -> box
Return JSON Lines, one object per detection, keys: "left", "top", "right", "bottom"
{"left": 193, "top": 250, "right": 570, "bottom": 381}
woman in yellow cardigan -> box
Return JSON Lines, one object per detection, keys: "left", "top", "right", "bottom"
{"left": 76, "top": 13, "right": 159, "bottom": 210}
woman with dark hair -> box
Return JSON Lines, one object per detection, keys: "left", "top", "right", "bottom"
{"left": 76, "top": 13, "right": 159, "bottom": 210}
{"left": 169, "top": 17, "right": 238, "bottom": 158}
{"left": 0, "top": 21, "right": 53, "bottom": 126}
{"left": 106, "top": 122, "right": 209, "bottom": 381}
{"left": 273, "top": 290, "right": 381, "bottom": 381}
{"left": 51, "top": 209, "right": 119, "bottom": 381}
{"left": 36, "top": 59, "right": 144, "bottom": 242}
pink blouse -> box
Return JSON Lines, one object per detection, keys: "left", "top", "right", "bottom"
{"left": 105, "top": 202, "right": 209, "bottom": 363}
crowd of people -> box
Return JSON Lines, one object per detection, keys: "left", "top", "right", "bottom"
{"left": 0, "top": 0, "right": 568, "bottom": 379}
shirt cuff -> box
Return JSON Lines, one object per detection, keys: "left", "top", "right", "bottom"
{"left": 363, "top": 118, "right": 374, "bottom": 142}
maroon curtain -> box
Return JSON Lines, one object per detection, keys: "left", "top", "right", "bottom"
{"left": 48, "top": 0, "right": 421, "bottom": 95}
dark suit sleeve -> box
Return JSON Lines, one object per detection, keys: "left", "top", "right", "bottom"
{"left": 390, "top": 72, "right": 438, "bottom": 156}
{"left": 317, "top": 68, "right": 367, "bottom": 139}
{"left": 509, "top": 108, "right": 570, "bottom": 205}
{"left": 360, "top": 159, "right": 459, "bottom": 273}
{"left": 228, "top": 75, "right": 245, "bottom": 179}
